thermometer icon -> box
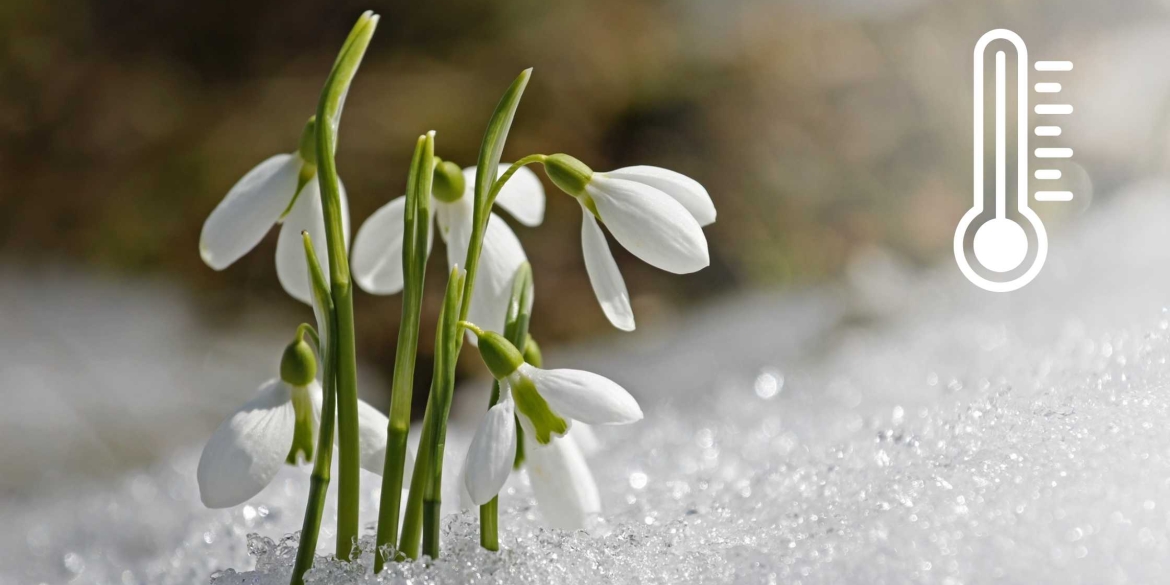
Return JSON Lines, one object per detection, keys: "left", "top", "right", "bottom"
{"left": 954, "top": 29, "right": 1073, "bottom": 292}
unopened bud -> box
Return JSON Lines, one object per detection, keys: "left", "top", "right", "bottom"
{"left": 474, "top": 329, "right": 525, "bottom": 380}
{"left": 432, "top": 160, "right": 466, "bottom": 203}
{"left": 280, "top": 338, "right": 318, "bottom": 387}
{"left": 544, "top": 153, "right": 593, "bottom": 197}
{"left": 297, "top": 116, "right": 318, "bottom": 167}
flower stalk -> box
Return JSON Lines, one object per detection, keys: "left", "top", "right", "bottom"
{"left": 290, "top": 234, "right": 337, "bottom": 585}
{"left": 382, "top": 67, "right": 534, "bottom": 566}
{"left": 374, "top": 132, "right": 436, "bottom": 569}
{"left": 313, "top": 10, "right": 379, "bottom": 560}
{"left": 423, "top": 267, "right": 466, "bottom": 557}
{"left": 459, "top": 69, "right": 532, "bottom": 328}
{"left": 480, "top": 262, "right": 535, "bottom": 551}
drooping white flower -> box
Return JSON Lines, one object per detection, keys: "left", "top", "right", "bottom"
{"left": 524, "top": 429, "right": 601, "bottom": 529}
{"left": 461, "top": 327, "right": 641, "bottom": 506}
{"left": 351, "top": 162, "right": 543, "bottom": 336}
{"left": 544, "top": 154, "right": 714, "bottom": 331}
{"left": 453, "top": 421, "right": 601, "bottom": 529}
{"left": 196, "top": 343, "right": 393, "bottom": 509}
{"left": 198, "top": 117, "right": 351, "bottom": 304}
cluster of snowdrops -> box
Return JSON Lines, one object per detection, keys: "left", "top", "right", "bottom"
{"left": 193, "top": 11, "right": 715, "bottom": 583}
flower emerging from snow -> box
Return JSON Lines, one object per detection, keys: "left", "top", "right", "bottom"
{"left": 199, "top": 116, "right": 350, "bottom": 304}
{"left": 196, "top": 337, "right": 392, "bottom": 509}
{"left": 523, "top": 426, "right": 602, "bottom": 529}
{"left": 351, "top": 161, "right": 544, "bottom": 336}
{"left": 460, "top": 325, "right": 641, "bottom": 507}
{"left": 543, "top": 154, "right": 714, "bottom": 331}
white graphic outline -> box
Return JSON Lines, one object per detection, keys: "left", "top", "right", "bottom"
{"left": 954, "top": 29, "right": 1050, "bottom": 293}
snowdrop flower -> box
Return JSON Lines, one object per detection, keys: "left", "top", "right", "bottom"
{"left": 543, "top": 154, "right": 714, "bottom": 331}
{"left": 460, "top": 325, "right": 641, "bottom": 506}
{"left": 199, "top": 116, "right": 351, "bottom": 304}
{"left": 524, "top": 429, "right": 601, "bottom": 529}
{"left": 454, "top": 427, "right": 600, "bottom": 530}
{"left": 351, "top": 161, "right": 544, "bottom": 336}
{"left": 196, "top": 337, "right": 391, "bottom": 508}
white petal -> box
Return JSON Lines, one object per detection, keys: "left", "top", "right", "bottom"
{"left": 477, "top": 164, "right": 546, "bottom": 227}
{"left": 467, "top": 213, "right": 529, "bottom": 337}
{"left": 197, "top": 379, "right": 296, "bottom": 508}
{"left": 357, "top": 397, "right": 397, "bottom": 475}
{"left": 603, "top": 166, "right": 715, "bottom": 226}
{"left": 581, "top": 211, "right": 634, "bottom": 331}
{"left": 455, "top": 462, "right": 477, "bottom": 511}
{"left": 525, "top": 434, "right": 601, "bottom": 530}
{"left": 351, "top": 196, "right": 407, "bottom": 294}
{"left": 463, "top": 397, "right": 517, "bottom": 505}
{"left": 307, "top": 383, "right": 400, "bottom": 477}
{"left": 305, "top": 380, "right": 324, "bottom": 434}
{"left": 275, "top": 179, "right": 351, "bottom": 304}
{"left": 276, "top": 182, "right": 325, "bottom": 304}
{"left": 435, "top": 195, "right": 473, "bottom": 251}
{"left": 438, "top": 198, "right": 526, "bottom": 342}
{"left": 568, "top": 423, "right": 601, "bottom": 456}
{"left": 200, "top": 154, "right": 300, "bottom": 270}
{"left": 523, "top": 364, "right": 643, "bottom": 425}
{"left": 587, "top": 176, "right": 709, "bottom": 274}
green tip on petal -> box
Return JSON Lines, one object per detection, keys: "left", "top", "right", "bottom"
{"left": 476, "top": 330, "right": 525, "bottom": 380}
{"left": 512, "top": 374, "right": 568, "bottom": 444}
{"left": 280, "top": 338, "right": 318, "bottom": 387}
{"left": 432, "top": 160, "right": 466, "bottom": 203}
{"left": 544, "top": 153, "right": 593, "bottom": 198}
{"left": 286, "top": 384, "right": 317, "bottom": 465}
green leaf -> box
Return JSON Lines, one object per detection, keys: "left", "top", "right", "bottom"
{"left": 376, "top": 132, "right": 436, "bottom": 564}
{"left": 503, "top": 262, "right": 534, "bottom": 342}
{"left": 473, "top": 69, "right": 532, "bottom": 220}
{"left": 315, "top": 10, "right": 379, "bottom": 286}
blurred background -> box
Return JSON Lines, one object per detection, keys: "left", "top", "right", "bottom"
{"left": 4, "top": 0, "right": 1170, "bottom": 494}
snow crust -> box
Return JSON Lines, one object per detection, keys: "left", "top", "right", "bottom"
{"left": 6, "top": 184, "right": 1170, "bottom": 584}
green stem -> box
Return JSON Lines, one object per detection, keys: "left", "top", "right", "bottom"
{"left": 478, "top": 263, "right": 534, "bottom": 551}
{"left": 291, "top": 235, "right": 338, "bottom": 585}
{"left": 458, "top": 154, "right": 546, "bottom": 326}
{"left": 400, "top": 267, "right": 464, "bottom": 559}
{"left": 421, "top": 269, "right": 464, "bottom": 558}
{"left": 314, "top": 11, "right": 379, "bottom": 560}
{"left": 296, "top": 322, "right": 320, "bottom": 350}
{"left": 397, "top": 389, "right": 433, "bottom": 558}
{"left": 403, "top": 68, "right": 535, "bottom": 559}
{"left": 374, "top": 133, "right": 435, "bottom": 571}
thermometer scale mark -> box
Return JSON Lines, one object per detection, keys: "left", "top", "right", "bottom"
{"left": 954, "top": 29, "right": 1073, "bottom": 292}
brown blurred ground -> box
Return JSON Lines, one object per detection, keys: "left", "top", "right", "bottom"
{"left": 2, "top": 0, "right": 1163, "bottom": 408}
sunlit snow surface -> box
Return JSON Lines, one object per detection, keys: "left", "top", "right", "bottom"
{"left": 7, "top": 185, "right": 1170, "bottom": 584}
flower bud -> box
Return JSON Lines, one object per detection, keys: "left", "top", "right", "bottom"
{"left": 432, "top": 160, "right": 466, "bottom": 203}
{"left": 523, "top": 334, "right": 542, "bottom": 368}
{"left": 298, "top": 116, "right": 318, "bottom": 167}
{"left": 280, "top": 338, "right": 318, "bottom": 387}
{"left": 475, "top": 330, "right": 525, "bottom": 380}
{"left": 544, "top": 153, "right": 593, "bottom": 197}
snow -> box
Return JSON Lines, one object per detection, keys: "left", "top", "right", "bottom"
{"left": 6, "top": 182, "right": 1170, "bottom": 584}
